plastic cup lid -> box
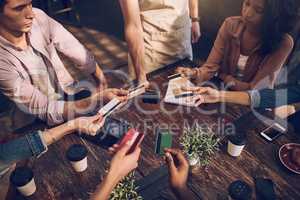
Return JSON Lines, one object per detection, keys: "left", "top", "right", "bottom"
{"left": 10, "top": 167, "right": 33, "bottom": 187}
{"left": 228, "top": 180, "right": 252, "bottom": 200}
{"left": 66, "top": 144, "right": 88, "bottom": 162}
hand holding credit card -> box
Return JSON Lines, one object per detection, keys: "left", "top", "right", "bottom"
{"left": 127, "top": 84, "right": 146, "bottom": 99}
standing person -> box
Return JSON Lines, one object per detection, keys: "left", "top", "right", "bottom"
{"left": 119, "top": 0, "right": 201, "bottom": 85}
{"left": 177, "top": 0, "right": 298, "bottom": 91}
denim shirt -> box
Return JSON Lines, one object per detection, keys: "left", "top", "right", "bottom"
{"left": 248, "top": 85, "right": 300, "bottom": 109}
{"left": 0, "top": 130, "right": 47, "bottom": 175}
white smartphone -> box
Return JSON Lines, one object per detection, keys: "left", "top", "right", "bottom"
{"left": 260, "top": 123, "right": 286, "bottom": 142}
{"left": 98, "top": 98, "right": 121, "bottom": 117}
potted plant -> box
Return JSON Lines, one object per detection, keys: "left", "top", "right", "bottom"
{"left": 110, "top": 171, "right": 143, "bottom": 200}
{"left": 180, "top": 124, "right": 219, "bottom": 166}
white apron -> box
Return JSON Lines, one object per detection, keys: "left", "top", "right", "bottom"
{"left": 129, "top": 0, "right": 193, "bottom": 78}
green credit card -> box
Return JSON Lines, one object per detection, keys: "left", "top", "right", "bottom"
{"left": 155, "top": 129, "right": 173, "bottom": 155}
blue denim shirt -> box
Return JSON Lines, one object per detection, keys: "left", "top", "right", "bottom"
{"left": 0, "top": 130, "right": 47, "bottom": 174}
{"left": 248, "top": 85, "right": 300, "bottom": 109}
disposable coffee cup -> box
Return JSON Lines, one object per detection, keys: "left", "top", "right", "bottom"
{"left": 10, "top": 167, "right": 36, "bottom": 196}
{"left": 66, "top": 144, "right": 88, "bottom": 172}
{"left": 227, "top": 134, "right": 246, "bottom": 157}
{"left": 228, "top": 180, "right": 252, "bottom": 200}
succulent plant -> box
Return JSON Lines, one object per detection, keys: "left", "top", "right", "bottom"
{"left": 180, "top": 124, "right": 220, "bottom": 166}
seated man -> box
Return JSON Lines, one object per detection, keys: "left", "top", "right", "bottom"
{"left": 0, "top": 0, "right": 127, "bottom": 129}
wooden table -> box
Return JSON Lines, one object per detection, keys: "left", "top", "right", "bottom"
{"left": 8, "top": 60, "right": 300, "bottom": 200}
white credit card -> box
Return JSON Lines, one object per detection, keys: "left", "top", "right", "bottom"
{"left": 98, "top": 98, "right": 121, "bottom": 117}
{"left": 128, "top": 85, "right": 146, "bottom": 99}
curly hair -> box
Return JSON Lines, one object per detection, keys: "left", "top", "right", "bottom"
{"left": 260, "top": 0, "right": 300, "bottom": 55}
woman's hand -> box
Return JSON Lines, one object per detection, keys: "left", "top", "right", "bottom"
{"left": 191, "top": 21, "right": 201, "bottom": 43}
{"left": 183, "top": 86, "right": 221, "bottom": 103}
{"left": 108, "top": 142, "right": 141, "bottom": 183}
{"left": 175, "top": 67, "right": 197, "bottom": 79}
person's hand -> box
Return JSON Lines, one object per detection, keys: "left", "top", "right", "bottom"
{"left": 72, "top": 114, "right": 105, "bottom": 136}
{"left": 108, "top": 142, "right": 141, "bottom": 183}
{"left": 191, "top": 21, "right": 201, "bottom": 43}
{"left": 138, "top": 74, "right": 150, "bottom": 89}
{"left": 100, "top": 88, "right": 129, "bottom": 103}
{"left": 175, "top": 67, "right": 197, "bottom": 79}
{"left": 164, "top": 148, "right": 189, "bottom": 191}
{"left": 108, "top": 134, "right": 144, "bottom": 155}
{"left": 182, "top": 86, "right": 221, "bottom": 103}
{"left": 97, "top": 75, "right": 108, "bottom": 91}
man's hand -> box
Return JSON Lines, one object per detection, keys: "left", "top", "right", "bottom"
{"left": 164, "top": 148, "right": 197, "bottom": 200}
{"left": 164, "top": 148, "right": 189, "bottom": 191}
{"left": 94, "top": 63, "right": 108, "bottom": 90}
{"left": 191, "top": 21, "right": 201, "bottom": 43}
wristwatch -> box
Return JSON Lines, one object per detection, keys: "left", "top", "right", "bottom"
{"left": 190, "top": 17, "right": 200, "bottom": 22}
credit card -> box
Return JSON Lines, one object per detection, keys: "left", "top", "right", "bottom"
{"left": 128, "top": 84, "right": 146, "bottom": 99}
{"left": 168, "top": 73, "right": 182, "bottom": 80}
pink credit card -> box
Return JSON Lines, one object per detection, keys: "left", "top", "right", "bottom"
{"left": 118, "top": 128, "right": 144, "bottom": 154}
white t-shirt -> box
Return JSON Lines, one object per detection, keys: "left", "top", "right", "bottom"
{"left": 235, "top": 54, "right": 249, "bottom": 80}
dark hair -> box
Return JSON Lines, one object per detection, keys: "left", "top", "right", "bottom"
{"left": 260, "top": 0, "right": 300, "bottom": 55}
{"left": 0, "top": 0, "right": 5, "bottom": 11}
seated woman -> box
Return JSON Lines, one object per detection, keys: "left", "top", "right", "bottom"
{"left": 0, "top": 114, "right": 104, "bottom": 199}
{"left": 184, "top": 84, "right": 300, "bottom": 135}
{"left": 177, "top": 0, "right": 298, "bottom": 91}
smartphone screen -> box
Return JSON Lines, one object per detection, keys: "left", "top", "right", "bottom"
{"left": 260, "top": 123, "right": 285, "bottom": 141}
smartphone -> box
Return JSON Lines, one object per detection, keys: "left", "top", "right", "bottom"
{"left": 260, "top": 123, "right": 286, "bottom": 142}
{"left": 155, "top": 129, "right": 173, "bottom": 155}
{"left": 98, "top": 98, "right": 122, "bottom": 117}
{"left": 81, "top": 117, "right": 131, "bottom": 149}
{"left": 118, "top": 128, "right": 144, "bottom": 154}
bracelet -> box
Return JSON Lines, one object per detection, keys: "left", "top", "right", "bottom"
{"left": 190, "top": 17, "right": 200, "bottom": 22}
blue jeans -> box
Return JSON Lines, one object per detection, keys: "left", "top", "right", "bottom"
{"left": 0, "top": 131, "right": 47, "bottom": 173}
